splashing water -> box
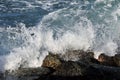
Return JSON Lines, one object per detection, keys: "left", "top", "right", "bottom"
{"left": 0, "top": 0, "right": 120, "bottom": 71}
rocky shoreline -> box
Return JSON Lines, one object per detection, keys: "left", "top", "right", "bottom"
{"left": 1, "top": 50, "right": 120, "bottom": 80}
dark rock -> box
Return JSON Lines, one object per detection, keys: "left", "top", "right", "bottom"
{"left": 42, "top": 53, "right": 62, "bottom": 70}
{"left": 80, "top": 51, "right": 99, "bottom": 64}
{"left": 0, "top": 72, "right": 4, "bottom": 80}
{"left": 42, "top": 51, "right": 99, "bottom": 77}
{"left": 41, "top": 53, "right": 100, "bottom": 78}
{"left": 3, "top": 51, "right": 120, "bottom": 80}
{"left": 113, "top": 54, "right": 120, "bottom": 67}
{"left": 61, "top": 50, "right": 86, "bottom": 61}
{"left": 42, "top": 50, "right": 99, "bottom": 71}
{"left": 98, "top": 53, "right": 120, "bottom": 67}
{"left": 40, "top": 52, "right": 120, "bottom": 80}
{"left": 52, "top": 61, "right": 89, "bottom": 76}
{"left": 4, "top": 67, "right": 52, "bottom": 80}
{"left": 8, "top": 67, "right": 52, "bottom": 76}
{"left": 98, "top": 53, "right": 116, "bottom": 66}
{"left": 89, "top": 63, "right": 120, "bottom": 80}
{"left": 60, "top": 50, "right": 99, "bottom": 64}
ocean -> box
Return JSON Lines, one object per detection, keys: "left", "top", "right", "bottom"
{"left": 0, "top": 0, "right": 120, "bottom": 71}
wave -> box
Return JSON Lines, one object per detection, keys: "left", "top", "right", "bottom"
{"left": 0, "top": 0, "right": 120, "bottom": 71}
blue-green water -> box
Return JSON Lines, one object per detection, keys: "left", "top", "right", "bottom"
{"left": 0, "top": 0, "right": 120, "bottom": 71}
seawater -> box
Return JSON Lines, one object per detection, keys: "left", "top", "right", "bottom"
{"left": 0, "top": 0, "right": 120, "bottom": 71}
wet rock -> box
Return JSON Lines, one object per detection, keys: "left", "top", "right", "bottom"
{"left": 80, "top": 51, "right": 99, "bottom": 64}
{"left": 42, "top": 53, "right": 62, "bottom": 70}
{"left": 98, "top": 53, "right": 120, "bottom": 67}
{"left": 4, "top": 67, "right": 52, "bottom": 80}
{"left": 41, "top": 52, "right": 120, "bottom": 80}
{"left": 41, "top": 52, "right": 102, "bottom": 77}
{"left": 61, "top": 50, "right": 99, "bottom": 64}
{"left": 8, "top": 67, "right": 51, "bottom": 76}
{"left": 42, "top": 50, "right": 99, "bottom": 70}
{"left": 0, "top": 72, "right": 4, "bottom": 80}
{"left": 3, "top": 51, "right": 120, "bottom": 80}
{"left": 113, "top": 54, "right": 120, "bottom": 66}
{"left": 42, "top": 52, "right": 90, "bottom": 76}
{"left": 52, "top": 61, "right": 88, "bottom": 76}
{"left": 61, "top": 50, "right": 85, "bottom": 61}
{"left": 37, "top": 67, "right": 103, "bottom": 80}
{"left": 98, "top": 53, "right": 116, "bottom": 66}
{"left": 90, "top": 63, "right": 120, "bottom": 80}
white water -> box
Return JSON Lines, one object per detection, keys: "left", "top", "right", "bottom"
{"left": 0, "top": 0, "right": 120, "bottom": 71}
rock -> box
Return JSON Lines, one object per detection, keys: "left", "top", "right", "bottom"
{"left": 98, "top": 53, "right": 120, "bottom": 67}
{"left": 37, "top": 65, "right": 103, "bottom": 80}
{"left": 3, "top": 51, "right": 120, "bottom": 80}
{"left": 98, "top": 53, "right": 116, "bottom": 66}
{"left": 41, "top": 52, "right": 102, "bottom": 78}
{"left": 42, "top": 50, "right": 99, "bottom": 70}
{"left": 90, "top": 63, "right": 120, "bottom": 80}
{"left": 61, "top": 50, "right": 85, "bottom": 61}
{"left": 113, "top": 54, "right": 120, "bottom": 67}
{"left": 52, "top": 61, "right": 89, "bottom": 76}
{"left": 4, "top": 67, "right": 52, "bottom": 80}
{"left": 42, "top": 51, "right": 99, "bottom": 77}
{"left": 8, "top": 67, "right": 52, "bottom": 76}
{"left": 80, "top": 51, "right": 99, "bottom": 64}
{"left": 40, "top": 52, "right": 120, "bottom": 80}
{"left": 61, "top": 50, "right": 99, "bottom": 64}
{"left": 42, "top": 53, "right": 62, "bottom": 70}
{"left": 0, "top": 72, "right": 4, "bottom": 80}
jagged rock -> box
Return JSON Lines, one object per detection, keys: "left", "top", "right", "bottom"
{"left": 98, "top": 53, "right": 116, "bottom": 66}
{"left": 79, "top": 51, "right": 99, "bottom": 64}
{"left": 41, "top": 50, "right": 100, "bottom": 77}
{"left": 38, "top": 64, "right": 103, "bottom": 80}
{"left": 40, "top": 52, "right": 120, "bottom": 80}
{"left": 61, "top": 50, "right": 86, "bottom": 61}
{"left": 3, "top": 51, "right": 120, "bottom": 80}
{"left": 61, "top": 50, "right": 92, "bottom": 61}
{"left": 113, "top": 54, "right": 120, "bottom": 66}
{"left": 4, "top": 67, "right": 52, "bottom": 80}
{"left": 52, "top": 61, "right": 89, "bottom": 76}
{"left": 60, "top": 50, "right": 99, "bottom": 64}
{"left": 42, "top": 53, "right": 62, "bottom": 70}
{"left": 42, "top": 51, "right": 99, "bottom": 76}
{"left": 0, "top": 72, "right": 4, "bottom": 80}
{"left": 98, "top": 53, "right": 120, "bottom": 67}
{"left": 90, "top": 64, "right": 120, "bottom": 80}
{"left": 41, "top": 53, "right": 102, "bottom": 80}
{"left": 42, "top": 50, "right": 99, "bottom": 70}
{"left": 7, "top": 67, "right": 51, "bottom": 76}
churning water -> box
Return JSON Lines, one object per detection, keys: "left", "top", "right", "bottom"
{"left": 0, "top": 0, "right": 120, "bottom": 71}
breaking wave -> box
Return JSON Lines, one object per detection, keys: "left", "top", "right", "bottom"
{"left": 0, "top": 0, "right": 120, "bottom": 71}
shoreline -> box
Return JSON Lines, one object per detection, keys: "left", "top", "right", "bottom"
{"left": 1, "top": 50, "right": 120, "bottom": 80}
